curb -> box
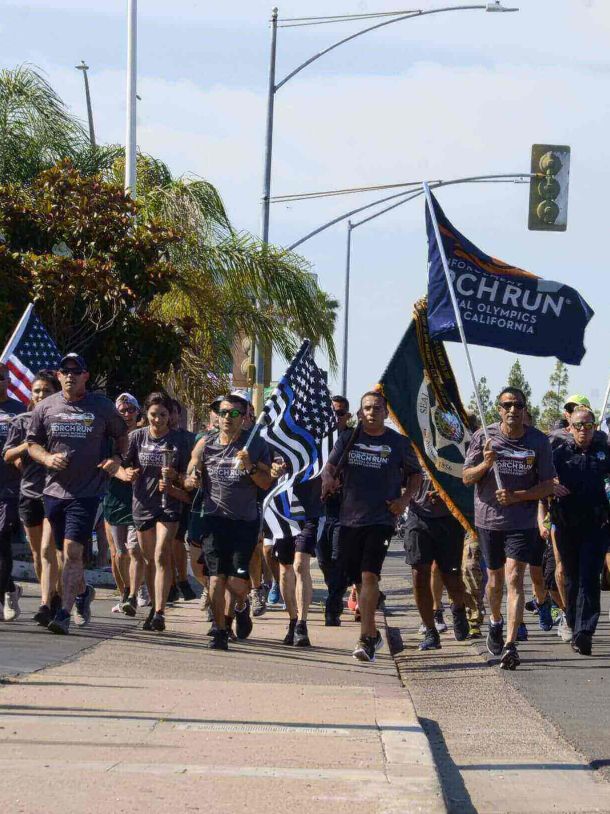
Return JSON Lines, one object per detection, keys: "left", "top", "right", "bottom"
{"left": 12, "top": 559, "right": 116, "bottom": 588}
{"left": 380, "top": 605, "right": 448, "bottom": 814}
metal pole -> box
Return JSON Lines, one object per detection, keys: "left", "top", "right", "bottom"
{"left": 422, "top": 182, "right": 502, "bottom": 488}
{"left": 125, "top": 0, "right": 137, "bottom": 196}
{"left": 254, "top": 7, "right": 279, "bottom": 413}
{"left": 341, "top": 221, "right": 352, "bottom": 396}
{"left": 76, "top": 61, "right": 96, "bottom": 147}
{"left": 598, "top": 375, "right": 610, "bottom": 429}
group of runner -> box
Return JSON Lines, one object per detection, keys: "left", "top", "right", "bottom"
{"left": 0, "top": 353, "right": 608, "bottom": 668}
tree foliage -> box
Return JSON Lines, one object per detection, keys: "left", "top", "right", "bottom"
{"left": 468, "top": 376, "right": 498, "bottom": 426}
{"left": 540, "top": 361, "right": 569, "bottom": 432}
{"left": 507, "top": 358, "right": 540, "bottom": 426}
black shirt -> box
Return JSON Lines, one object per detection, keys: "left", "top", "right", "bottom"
{"left": 552, "top": 435, "right": 610, "bottom": 523}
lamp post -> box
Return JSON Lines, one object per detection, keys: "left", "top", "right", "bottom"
{"left": 125, "top": 0, "right": 138, "bottom": 196}
{"left": 254, "top": 2, "right": 518, "bottom": 410}
{"left": 75, "top": 61, "right": 96, "bottom": 147}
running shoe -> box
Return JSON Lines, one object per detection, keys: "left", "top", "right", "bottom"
{"left": 283, "top": 618, "right": 297, "bottom": 646}
{"left": 324, "top": 613, "right": 341, "bottom": 627}
{"left": 451, "top": 605, "right": 470, "bottom": 642}
{"left": 352, "top": 636, "right": 376, "bottom": 663}
{"left": 250, "top": 587, "right": 267, "bottom": 618}
{"left": 33, "top": 604, "right": 53, "bottom": 627}
{"left": 142, "top": 607, "right": 155, "bottom": 631}
{"left": 525, "top": 597, "right": 539, "bottom": 614}
{"left": 516, "top": 622, "right": 528, "bottom": 642}
{"left": 550, "top": 603, "right": 562, "bottom": 625}
{"left": 4, "top": 584, "right": 22, "bottom": 622}
{"left": 557, "top": 613, "right": 573, "bottom": 642}
{"left": 151, "top": 612, "right": 165, "bottom": 632}
{"left": 294, "top": 620, "right": 311, "bottom": 647}
{"left": 500, "top": 642, "right": 521, "bottom": 670}
{"left": 571, "top": 631, "right": 592, "bottom": 656}
{"left": 48, "top": 609, "right": 71, "bottom": 635}
{"left": 419, "top": 628, "right": 441, "bottom": 651}
{"left": 178, "top": 580, "right": 197, "bottom": 601}
{"left": 50, "top": 593, "right": 62, "bottom": 616}
{"left": 486, "top": 619, "right": 504, "bottom": 656}
{"left": 235, "top": 600, "right": 253, "bottom": 640}
{"left": 267, "top": 581, "right": 282, "bottom": 606}
{"left": 137, "top": 584, "right": 150, "bottom": 608}
{"left": 209, "top": 628, "right": 229, "bottom": 650}
{"left": 111, "top": 600, "right": 125, "bottom": 614}
{"left": 73, "top": 585, "right": 95, "bottom": 627}
{"left": 372, "top": 629, "right": 384, "bottom": 651}
{"left": 167, "top": 584, "right": 180, "bottom": 604}
{"left": 347, "top": 587, "right": 358, "bottom": 612}
{"left": 121, "top": 596, "right": 137, "bottom": 617}
{"left": 434, "top": 608, "right": 448, "bottom": 633}
{"left": 537, "top": 599, "right": 553, "bottom": 632}
{"left": 418, "top": 622, "right": 427, "bottom": 635}
{"left": 468, "top": 621, "right": 482, "bottom": 639}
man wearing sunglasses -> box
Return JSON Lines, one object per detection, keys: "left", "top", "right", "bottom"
{"left": 551, "top": 407, "right": 610, "bottom": 655}
{"left": 0, "top": 362, "right": 27, "bottom": 622}
{"left": 27, "top": 353, "right": 128, "bottom": 634}
{"left": 463, "top": 387, "right": 555, "bottom": 670}
{"left": 184, "top": 394, "right": 273, "bottom": 650}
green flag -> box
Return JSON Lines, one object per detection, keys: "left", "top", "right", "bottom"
{"left": 378, "top": 299, "right": 474, "bottom": 533}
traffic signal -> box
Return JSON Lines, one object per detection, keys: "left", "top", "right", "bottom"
{"left": 528, "top": 144, "right": 570, "bottom": 232}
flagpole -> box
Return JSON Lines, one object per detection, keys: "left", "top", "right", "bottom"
{"left": 598, "top": 375, "right": 610, "bottom": 430}
{"left": 0, "top": 303, "right": 34, "bottom": 362}
{"left": 422, "top": 182, "right": 502, "bottom": 489}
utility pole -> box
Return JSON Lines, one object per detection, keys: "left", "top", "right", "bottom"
{"left": 75, "top": 61, "right": 96, "bottom": 147}
{"left": 125, "top": 0, "right": 138, "bottom": 196}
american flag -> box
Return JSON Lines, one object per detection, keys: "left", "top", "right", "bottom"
{"left": 0, "top": 304, "right": 62, "bottom": 405}
{"left": 260, "top": 340, "right": 336, "bottom": 542}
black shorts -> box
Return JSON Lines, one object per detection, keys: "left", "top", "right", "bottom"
{"left": 338, "top": 524, "right": 393, "bottom": 584}
{"left": 404, "top": 512, "right": 464, "bottom": 573}
{"left": 0, "top": 499, "right": 19, "bottom": 544}
{"left": 187, "top": 510, "right": 209, "bottom": 548}
{"left": 274, "top": 518, "right": 320, "bottom": 566}
{"left": 477, "top": 527, "right": 538, "bottom": 571}
{"left": 529, "top": 533, "right": 545, "bottom": 568}
{"left": 203, "top": 516, "right": 259, "bottom": 580}
{"left": 43, "top": 495, "right": 101, "bottom": 549}
{"left": 542, "top": 540, "right": 557, "bottom": 592}
{"left": 134, "top": 512, "right": 180, "bottom": 532}
{"left": 18, "top": 495, "right": 45, "bottom": 528}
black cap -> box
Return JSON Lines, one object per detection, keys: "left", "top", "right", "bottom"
{"left": 59, "top": 353, "right": 87, "bottom": 370}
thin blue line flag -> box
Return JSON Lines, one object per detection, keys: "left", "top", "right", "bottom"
{"left": 426, "top": 191, "right": 594, "bottom": 365}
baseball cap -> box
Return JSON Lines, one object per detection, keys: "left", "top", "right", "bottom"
{"left": 115, "top": 392, "right": 140, "bottom": 410}
{"left": 59, "top": 353, "right": 87, "bottom": 370}
{"left": 563, "top": 394, "right": 591, "bottom": 410}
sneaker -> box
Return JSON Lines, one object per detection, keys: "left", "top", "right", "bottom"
{"left": 73, "top": 585, "right": 95, "bottom": 627}
{"left": 372, "top": 629, "right": 383, "bottom": 651}
{"left": 4, "top": 584, "right": 22, "bottom": 622}
{"left": 33, "top": 604, "right": 53, "bottom": 627}
{"left": 434, "top": 608, "right": 448, "bottom": 633}
{"left": 121, "top": 596, "right": 137, "bottom": 617}
{"left": 167, "top": 584, "right": 180, "bottom": 604}
{"left": 225, "top": 616, "right": 238, "bottom": 642}
{"left": 325, "top": 613, "right": 341, "bottom": 627}
{"left": 199, "top": 586, "right": 213, "bottom": 621}
{"left": 486, "top": 619, "right": 504, "bottom": 656}
{"left": 537, "top": 599, "right": 553, "bottom": 632}
{"left": 571, "top": 631, "right": 592, "bottom": 656}
{"left": 516, "top": 622, "right": 528, "bottom": 642}
{"left": 419, "top": 627, "right": 441, "bottom": 651}
{"left": 500, "top": 642, "right": 521, "bottom": 670}
{"left": 550, "top": 603, "right": 562, "bottom": 625}
{"left": 294, "top": 620, "right": 311, "bottom": 647}
{"left": 282, "top": 618, "right": 297, "bottom": 646}
{"left": 250, "top": 587, "right": 267, "bottom": 618}
{"left": 267, "top": 581, "right": 281, "bottom": 606}
{"left": 137, "top": 584, "right": 150, "bottom": 608}
{"left": 418, "top": 622, "right": 427, "bottom": 635}
{"left": 347, "top": 587, "right": 358, "bottom": 612}
{"left": 142, "top": 607, "right": 155, "bottom": 631}
{"left": 468, "top": 621, "right": 482, "bottom": 639}
{"left": 525, "top": 597, "right": 539, "bottom": 614}
{"left": 151, "top": 612, "right": 165, "bottom": 632}
{"left": 50, "top": 593, "right": 62, "bottom": 616}
{"left": 48, "top": 609, "right": 71, "bottom": 635}
{"left": 209, "top": 628, "right": 229, "bottom": 650}
{"left": 235, "top": 600, "right": 253, "bottom": 640}
{"left": 352, "top": 636, "right": 376, "bottom": 662}
{"left": 111, "top": 601, "right": 125, "bottom": 614}
{"left": 178, "top": 580, "right": 196, "bottom": 601}
{"left": 451, "top": 605, "right": 470, "bottom": 642}
{"left": 557, "top": 613, "right": 573, "bottom": 642}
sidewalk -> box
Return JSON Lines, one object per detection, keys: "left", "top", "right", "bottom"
{"left": 0, "top": 571, "right": 445, "bottom": 813}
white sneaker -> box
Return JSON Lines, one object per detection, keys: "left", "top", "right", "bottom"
{"left": 418, "top": 622, "right": 427, "bottom": 635}
{"left": 136, "top": 584, "right": 150, "bottom": 608}
{"left": 4, "top": 584, "right": 22, "bottom": 622}
{"left": 557, "top": 613, "right": 573, "bottom": 642}
{"left": 111, "top": 601, "right": 124, "bottom": 614}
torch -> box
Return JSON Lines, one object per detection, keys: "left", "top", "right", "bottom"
{"left": 159, "top": 442, "right": 175, "bottom": 510}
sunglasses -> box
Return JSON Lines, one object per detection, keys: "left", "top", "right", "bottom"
{"left": 572, "top": 421, "right": 594, "bottom": 431}
{"left": 59, "top": 367, "right": 85, "bottom": 376}
{"left": 499, "top": 401, "right": 525, "bottom": 411}
{"left": 218, "top": 408, "right": 244, "bottom": 418}
{"left": 118, "top": 405, "right": 137, "bottom": 415}
{"left": 333, "top": 409, "right": 347, "bottom": 417}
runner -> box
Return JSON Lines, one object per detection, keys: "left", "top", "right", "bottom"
{"left": 184, "top": 394, "right": 272, "bottom": 650}
{"left": 102, "top": 393, "right": 146, "bottom": 617}
{"left": 322, "top": 391, "right": 422, "bottom": 663}
{"left": 123, "top": 392, "right": 190, "bottom": 632}
{"left": 463, "top": 387, "right": 555, "bottom": 670}
{"left": 27, "top": 353, "right": 128, "bottom": 635}
{"left": 0, "top": 361, "right": 28, "bottom": 621}
{"left": 3, "top": 370, "right": 61, "bottom": 625}
{"left": 317, "top": 395, "right": 351, "bottom": 626}
{"left": 168, "top": 398, "right": 196, "bottom": 603}
{"left": 551, "top": 406, "right": 610, "bottom": 655}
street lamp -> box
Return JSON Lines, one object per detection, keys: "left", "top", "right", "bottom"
{"left": 254, "top": 2, "right": 518, "bottom": 408}
{"left": 75, "top": 61, "right": 96, "bottom": 147}
{"left": 125, "top": 0, "right": 137, "bottom": 196}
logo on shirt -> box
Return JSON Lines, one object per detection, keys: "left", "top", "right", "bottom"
{"left": 209, "top": 460, "right": 243, "bottom": 484}
{"left": 139, "top": 442, "right": 174, "bottom": 468}
{"left": 50, "top": 412, "right": 96, "bottom": 438}
{"left": 0, "top": 416, "right": 11, "bottom": 439}
{"left": 497, "top": 448, "right": 536, "bottom": 476}
{"left": 348, "top": 443, "right": 392, "bottom": 469}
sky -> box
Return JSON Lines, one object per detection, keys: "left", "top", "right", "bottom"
{"left": 2, "top": 0, "right": 609, "bottom": 412}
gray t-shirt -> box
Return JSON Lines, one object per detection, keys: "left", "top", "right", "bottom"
{"left": 201, "top": 430, "right": 271, "bottom": 523}
{"left": 464, "top": 422, "right": 555, "bottom": 531}
{"left": 4, "top": 412, "right": 45, "bottom": 499}
{"left": 0, "top": 397, "right": 27, "bottom": 500}
{"left": 124, "top": 428, "right": 190, "bottom": 523}
{"left": 27, "top": 391, "right": 127, "bottom": 500}
{"left": 328, "top": 427, "right": 422, "bottom": 528}
{"left": 409, "top": 477, "right": 452, "bottom": 520}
